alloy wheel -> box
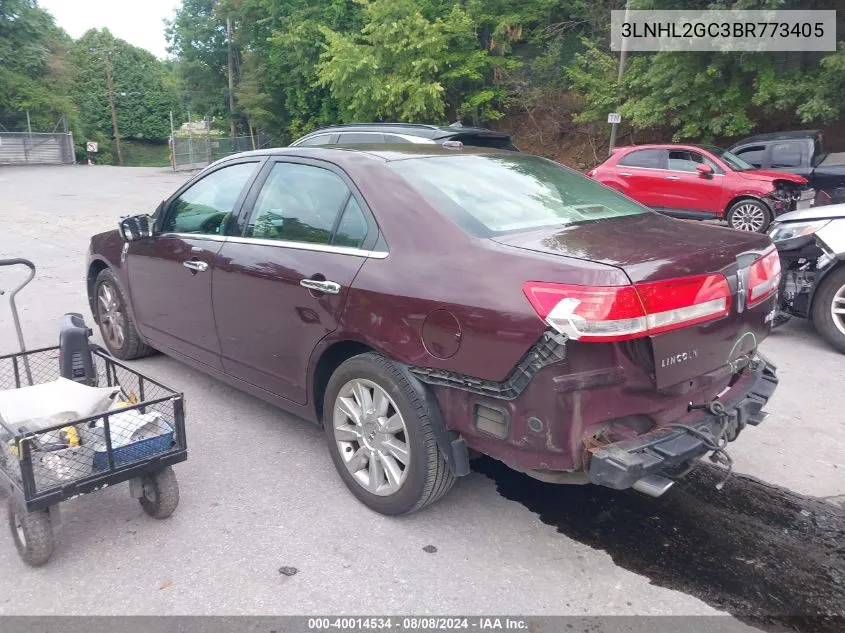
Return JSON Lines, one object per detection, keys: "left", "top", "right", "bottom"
{"left": 832, "top": 282, "right": 845, "bottom": 337}
{"left": 333, "top": 378, "right": 410, "bottom": 496}
{"left": 97, "top": 282, "right": 126, "bottom": 349}
{"left": 730, "top": 204, "right": 766, "bottom": 232}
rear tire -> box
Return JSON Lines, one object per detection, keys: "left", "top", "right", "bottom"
{"left": 323, "top": 353, "right": 455, "bottom": 515}
{"left": 8, "top": 500, "right": 54, "bottom": 567}
{"left": 726, "top": 199, "right": 771, "bottom": 233}
{"left": 139, "top": 466, "right": 180, "bottom": 519}
{"left": 812, "top": 266, "right": 845, "bottom": 354}
{"left": 94, "top": 269, "right": 154, "bottom": 360}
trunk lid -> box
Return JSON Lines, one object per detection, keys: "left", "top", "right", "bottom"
{"left": 494, "top": 213, "right": 776, "bottom": 388}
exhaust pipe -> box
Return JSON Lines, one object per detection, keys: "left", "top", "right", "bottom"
{"left": 632, "top": 474, "right": 675, "bottom": 498}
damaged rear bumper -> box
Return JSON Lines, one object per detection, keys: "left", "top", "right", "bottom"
{"left": 587, "top": 357, "right": 779, "bottom": 491}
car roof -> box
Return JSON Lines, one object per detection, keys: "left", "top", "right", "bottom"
{"left": 611, "top": 143, "right": 725, "bottom": 153}
{"left": 731, "top": 130, "right": 821, "bottom": 145}
{"left": 296, "top": 123, "right": 510, "bottom": 140}
{"left": 214, "top": 144, "right": 515, "bottom": 167}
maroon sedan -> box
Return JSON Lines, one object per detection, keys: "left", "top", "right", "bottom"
{"left": 87, "top": 146, "right": 779, "bottom": 515}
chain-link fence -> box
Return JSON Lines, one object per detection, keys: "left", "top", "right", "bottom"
{"left": 171, "top": 134, "right": 271, "bottom": 171}
{"left": 0, "top": 114, "right": 75, "bottom": 166}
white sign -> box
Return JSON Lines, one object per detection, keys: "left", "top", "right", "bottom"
{"left": 607, "top": 113, "right": 622, "bottom": 124}
{"left": 86, "top": 141, "right": 99, "bottom": 153}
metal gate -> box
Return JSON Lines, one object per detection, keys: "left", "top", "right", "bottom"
{"left": 171, "top": 134, "right": 267, "bottom": 171}
{"left": 0, "top": 132, "right": 76, "bottom": 166}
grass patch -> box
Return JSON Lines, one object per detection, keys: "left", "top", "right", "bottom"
{"left": 121, "top": 140, "right": 171, "bottom": 167}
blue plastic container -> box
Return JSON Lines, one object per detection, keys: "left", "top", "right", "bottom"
{"left": 93, "top": 430, "right": 175, "bottom": 471}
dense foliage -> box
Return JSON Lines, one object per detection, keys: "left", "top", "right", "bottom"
{"left": 3, "top": 0, "right": 845, "bottom": 160}
{"left": 164, "top": 0, "right": 845, "bottom": 144}
{"left": 0, "top": 0, "right": 179, "bottom": 163}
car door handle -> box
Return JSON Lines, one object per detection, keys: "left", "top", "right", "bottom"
{"left": 665, "top": 175, "right": 681, "bottom": 180}
{"left": 183, "top": 260, "right": 209, "bottom": 272}
{"left": 300, "top": 279, "right": 341, "bottom": 295}
{"left": 619, "top": 172, "right": 633, "bottom": 177}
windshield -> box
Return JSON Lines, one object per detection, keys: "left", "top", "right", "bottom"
{"left": 389, "top": 154, "right": 647, "bottom": 236}
{"left": 704, "top": 146, "right": 756, "bottom": 171}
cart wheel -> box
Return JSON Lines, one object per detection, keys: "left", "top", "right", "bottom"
{"left": 8, "top": 500, "right": 54, "bottom": 567}
{"left": 139, "top": 466, "right": 180, "bottom": 519}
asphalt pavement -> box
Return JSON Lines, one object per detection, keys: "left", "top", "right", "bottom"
{"left": 0, "top": 166, "right": 842, "bottom": 627}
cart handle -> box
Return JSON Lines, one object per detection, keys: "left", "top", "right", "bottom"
{"left": 0, "top": 258, "right": 36, "bottom": 358}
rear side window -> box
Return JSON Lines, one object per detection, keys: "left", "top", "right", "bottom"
{"left": 246, "top": 163, "right": 350, "bottom": 245}
{"left": 390, "top": 154, "right": 647, "bottom": 236}
{"left": 337, "top": 132, "right": 384, "bottom": 144}
{"left": 734, "top": 145, "right": 765, "bottom": 168}
{"left": 618, "top": 149, "right": 665, "bottom": 169}
{"left": 770, "top": 142, "right": 804, "bottom": 168}
{"left": 333, "top": 197, "right": 369, "bottom": 248}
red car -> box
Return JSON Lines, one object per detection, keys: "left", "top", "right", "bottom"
{"left": 88, "top": 146, "right": 779, "bottom": 515}
{"left": 588, "top": 144, "right": 811, "bottom": 233}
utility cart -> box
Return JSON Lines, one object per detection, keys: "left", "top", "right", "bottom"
{"left": 0, "top": 258, "right": 188, "bottom": 566}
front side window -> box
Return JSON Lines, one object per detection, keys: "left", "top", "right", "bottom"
{"left": 667, "top": 150, "right": 722, "bottom": 173}
{"left": 390, "top": 154, "right": 648, "bottom": 236}
{"left": 246, "top": 163, "right": 351, "bottom": 245}
{"left": 617, "top": 149, "right": 665, "bottom": 169}
{"left": 163, "top": 162, "right": 257, "bottom": 235}
{"left": 295, "top": 134, "right": 334, "bottom": 147}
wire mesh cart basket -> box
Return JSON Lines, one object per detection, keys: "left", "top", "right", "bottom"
{"left": 0, "top": 259, "right": 188, "bottom": 566}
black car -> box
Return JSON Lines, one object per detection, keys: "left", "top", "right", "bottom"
{"left": 729, "top": 130, "right": 845, "bottom": 205}
{"left": 289, "top": 122, "right": 518, "bottom": 151}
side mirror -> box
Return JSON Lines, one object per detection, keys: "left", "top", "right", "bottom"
{"left": 696, "top": 163, "right": 714, "bottom": 176}
{"left": 119, "top": 214, "right": 155, "bottom": 242}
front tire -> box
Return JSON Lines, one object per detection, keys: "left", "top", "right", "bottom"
{"left": 812, "top": 267, "right": 845, "bottom": 354}
{"left": 323, "top": 353, "right": 455, "bottom": 515}
{"left": 94, "top": 269, "right": 153, "bottom": 360}
{"left": 726, "top": 199, "right": 772, "bottom": 233}
{"left": 9, "top": 500, "right": 54, "bottom": 567}
{"left": 139, "top": 466, "right": 180, "bottom": 519}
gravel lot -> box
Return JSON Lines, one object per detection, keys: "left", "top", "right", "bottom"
{"left": 0, "top": 166, "right": 842, "bottom": 628}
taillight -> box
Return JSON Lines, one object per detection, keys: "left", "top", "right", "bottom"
{"left": 586, "top": 169, "right": 597, "bottom": 178}
{"left": 747, "top": 247, "right": 781, "bottom": 307}
{"left": 523, "top": 274, "right": 731, "bottom": 342}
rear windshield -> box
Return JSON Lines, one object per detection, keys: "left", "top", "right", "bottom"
{"left": 389, "top": 154, "right": 647, "bottom": 236}
{"left": 450, "top": 134, "right": 519, "bottom": 151}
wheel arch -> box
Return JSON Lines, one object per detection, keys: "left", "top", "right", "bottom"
{"left": 309, "top": 337, "right": 470, "bottom": 477}
{"left": 807, "top": 256, "right": 845, "bottom": 321}
{"left": 724, "top": 194, "right": 771, "bottom": 215}
{"left": 311, "top": 339, "right": 376, "bottom": 425}
{"left": 87, "top": 258, "right": 110, "bottom": 321}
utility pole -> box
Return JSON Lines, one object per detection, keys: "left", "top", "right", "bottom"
{"left": 608, "top": 0, "right": 632, "bottom": 155}
{"left": 226, "top": 15, "right": 237, "bottom": 142}
{"left": 103, "top": 50, "right": 124, "bottom": 166}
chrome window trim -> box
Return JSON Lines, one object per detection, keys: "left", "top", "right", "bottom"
{"left": 162, "top": 232, "right": 389, "bottom": 258}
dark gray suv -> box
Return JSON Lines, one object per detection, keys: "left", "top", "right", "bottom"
{"left": 289, "top": 122, "right": 518, "bottom": 151}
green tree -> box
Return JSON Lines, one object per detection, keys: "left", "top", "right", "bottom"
{"left": 317, "top": 0, "right": 502, "bottom": 124}
{"left": 0, "top": 0, "right": 75, "bottom": 130}
{"left": 165, "top": 0, "right": 230, "bottom": 121}
{"left": 71, "top": 29, "right": 181, "bottom": 142}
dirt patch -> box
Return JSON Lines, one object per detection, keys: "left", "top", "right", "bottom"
{"left": 475, "top": 458, "right": 845, "bottom": 633}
